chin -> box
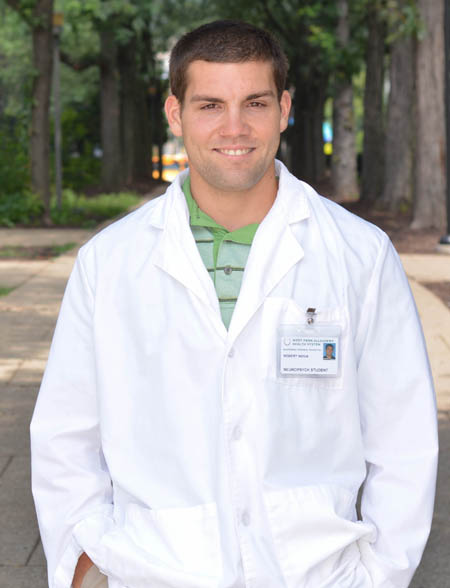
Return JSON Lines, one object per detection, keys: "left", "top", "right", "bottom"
{"left": 204, "top": 166, "right": 268, "bottom": 193}
{"left": 213, "top": 178, "right": 261, "bottom": 193}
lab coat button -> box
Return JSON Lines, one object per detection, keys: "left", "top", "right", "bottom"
{"left": 232, "top": 426, "right": 242, "bottom": 441}
{"left": 228, "top": 348, "right": 235, "bottom": 358}
{"left": 224, "top": 266, "right": 233, "bottom": 275}
{"left": 241, "top": 511, "right": 250, "bottom": 526}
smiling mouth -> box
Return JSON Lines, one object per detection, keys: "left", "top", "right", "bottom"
{"left": 214, "top": 148, "right": 254, "bottom": 156}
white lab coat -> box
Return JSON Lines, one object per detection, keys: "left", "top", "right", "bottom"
{"left": 31, "top": 161, "right": 438, "bottom": 588}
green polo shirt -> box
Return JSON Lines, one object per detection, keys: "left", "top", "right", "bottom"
{"left": 182, "top": 177, "right": 258, "bottom": 329}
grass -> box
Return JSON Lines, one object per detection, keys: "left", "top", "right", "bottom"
{"left": 0, "top": 286, "right": 15, "bottom": 297}
{"left": 48, "top": 242, "right": 77, "bottom": 256}
{"left": 0, "top": 246, "right": 24, "bottom": 258}
{"left": 0, "top": 242, "right": 77, "bottom": 260}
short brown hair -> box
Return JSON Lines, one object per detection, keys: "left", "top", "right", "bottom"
{"left": 169, "top": 20, "right": 289, "bottom": 104}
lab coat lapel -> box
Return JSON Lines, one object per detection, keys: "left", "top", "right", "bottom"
{"left": 228, "top": 165, "right": 309, "bottom": 341}
{"left": 228, "top": 222, "right": 305, "bottom": 341}
{"left": 151, "top": 183, "right": 221, "bottom": 317}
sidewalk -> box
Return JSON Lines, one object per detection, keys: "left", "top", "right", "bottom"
{"left": 0, "top": 206, "right": 449, "bottom": 586}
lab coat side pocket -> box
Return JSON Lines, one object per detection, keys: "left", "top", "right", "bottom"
{"left": 264, "top": 485, "right": 376, "bottom": 588}
{"left": 124, "top": 501, "right": 223, "bottom": 582}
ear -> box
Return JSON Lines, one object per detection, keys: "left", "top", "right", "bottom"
{"left": 164, "top": 94, "right": 183, "bottom": 137}
{"left": 279, "top": 90, "right": 291, "bottom": 133}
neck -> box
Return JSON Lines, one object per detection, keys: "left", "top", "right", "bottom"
{"left": 188, "top": 166, "right": 278, "bottom": 231}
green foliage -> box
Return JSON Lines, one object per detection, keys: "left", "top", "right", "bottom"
{"left": 62, "top": 147, "right": 101, "bottom": 191}
{"left": 58, "top": 102, "right": 101, "bottom": 191}
{"left": 0, "top": 5, "right": 32, "bottom": 118}
{"left": 0, "top": 189, "right": 140, "bottom": 227}
{"left": 57, "top": 0, "right": 196, "bottom": 53}
{"left": 350, "top": 0, "right": 422, "bottom": 46}
{"left": 0, "top": 119, "right": 30, "bottom": 195}
{"left": 49, "top": 190, "right": 140, "bottom": 227}
{"left": 0, "top": 192, "right": 43, "bottom": 227}
{"left": 377, "top": 0, "right": 422, "bottom": 44}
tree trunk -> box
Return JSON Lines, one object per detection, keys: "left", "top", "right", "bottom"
{"left": 331, "top": 0, "right": 358, "bottom": 200}
{"left": 290, "top": 67, "right": 327, "bottom": 184}
{"left": 312, "top": 76, "right": 328, "bottom": 184}
{"left": 291, "top": 73, "right": 314, "bottom": 183}
{"left": 149, "top": 80, "right": 164, "bottom": 180}
{"left": 118, "top": 39, "right": 136, "bottom": 186}
{"left": 100, "top": 27, "right": 122, "bottom": 191}
{"left": 381, "top": 33, "right": 415, "bottom": 210}
{"left": 31, "top": 0, "right": 54, "bottom": 222}
{"left": 361, "top": 4, "right": 385, "bottom": 203}
{"left": 118, "top": 39, "right": 152, "bottom": 186}
{"left": 412, "top": 0, "right": 446, "bottom": 229}
{"left": 132, "top": 81, "right": 151, "bottom": 181}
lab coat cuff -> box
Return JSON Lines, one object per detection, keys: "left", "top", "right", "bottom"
{"left": 53, "top": 535, "right": 84, "bottom": 588}
{"left": 53, "top": 505, "right": 114, "bottom": 588}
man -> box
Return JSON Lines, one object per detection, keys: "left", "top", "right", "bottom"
{"left": 31, "top": 20, "right": 438, "bottom": 588}
{"left": 324, "top": 344, "right": 335, "bottom": 360}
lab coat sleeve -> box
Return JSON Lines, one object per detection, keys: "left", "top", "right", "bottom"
{"left": 354, "top": 236, "right": 438, "bottom": 588}
{"left": 30, "top": 250, "right": 113, "bottom": 588}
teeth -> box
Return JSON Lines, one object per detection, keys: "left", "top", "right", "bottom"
{"left": 218, "top": 149, "right": 252, "bottom": 156}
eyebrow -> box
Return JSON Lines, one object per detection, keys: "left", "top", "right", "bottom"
{"left": 189, "top": 90, "right": 276, "bottom": 103}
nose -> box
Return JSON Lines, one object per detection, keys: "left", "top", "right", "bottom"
{"left": 219, "top": 106, "right": 250, "bottom": 138}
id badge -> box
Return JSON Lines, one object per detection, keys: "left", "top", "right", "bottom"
{"left": 278, "top": 321, "right": 341, "bottom": 378}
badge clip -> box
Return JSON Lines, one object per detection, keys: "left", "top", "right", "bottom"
{"left": 306, "top": 307, "right": 316, "bottom": 325}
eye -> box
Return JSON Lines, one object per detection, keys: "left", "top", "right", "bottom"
{"left": 201, "top": 103, "right": 220, "bottom": 110}
{"left": 248, "top": 101, "right": 266, "bottom": 108}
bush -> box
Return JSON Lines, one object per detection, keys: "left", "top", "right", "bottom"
{"left": 50, "top": 191, "right": 140, "bottom": 228}
{"left": 0, "top": 120, "right": 30, "bottom": 196}
{"left": 0, "top": 192, "right": 43, "bottom": 227}
{"left": 0, "top": 190, "right": 140, "bottom": 228}
{"left": 59, "top": 106, "right": 102, "bottom": 191}
{"left": 60, "top": 143, "right": 101, "bottom": 192}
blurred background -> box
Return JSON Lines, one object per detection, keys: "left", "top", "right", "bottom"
{"left": 0, "top": 0, "right": 448, "bottom": 243}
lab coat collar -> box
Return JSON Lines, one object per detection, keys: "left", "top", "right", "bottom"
{"left": 144, "top": 160, "right": 310, "bottom": 230}
{"left": 149, "top": 160, "right": 310, "bottom": 341}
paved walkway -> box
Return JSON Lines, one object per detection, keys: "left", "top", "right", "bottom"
{"left": 0, "top": 203, "right": 449, "bottom": 587}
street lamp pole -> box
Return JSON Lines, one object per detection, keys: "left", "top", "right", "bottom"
{"left": 440, "top": 0, "right": 450, "bottom": 251}
{"left": 53, "top": 13, "right": 64, "bottom": 211}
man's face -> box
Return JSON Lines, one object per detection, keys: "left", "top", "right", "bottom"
{"left": 326, "top": 345, "right": 333, "bottom": 358}
{"left": 165, "top": 60, "right": 291, "bottom": 194}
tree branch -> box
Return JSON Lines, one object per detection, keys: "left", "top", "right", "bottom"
{"left": 261, "top": 0, "right": 297, "bottom": 47}
{"left": 261, "top": 0, "right": 287, "bottom": 38}
{"left": 60, "top": 51, "right": 100, "bottom": 71}
{"left": 4, "top": 0, "right": 34, "bottom": 27}
{"left": 4, "top": 0, "right": 21, "bottom": 11}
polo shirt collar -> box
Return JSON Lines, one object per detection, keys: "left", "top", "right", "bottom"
{"left": 182, "top": 176, "right": 258, "bottom": 245}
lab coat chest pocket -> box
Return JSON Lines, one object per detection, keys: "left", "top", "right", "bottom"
{"left": 261, "top": 298, "right": 347, "bottom": 390}
{"left": 124, "top": 501, "right": 223, "bottom": 583}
